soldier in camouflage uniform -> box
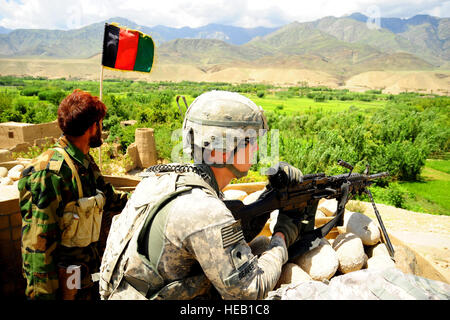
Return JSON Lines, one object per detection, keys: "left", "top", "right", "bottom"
{"left": 98, "top": 91, "right": 303, "bottom": 300}
{"left": 18, "top": 89, "right": 128, "bottom": 300}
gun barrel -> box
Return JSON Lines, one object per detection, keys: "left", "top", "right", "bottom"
{"left": 301, "top": 173, "right": 326, "bottom": 181}
{"left": 368, "top": 172, "right": 389, "bottom": 180}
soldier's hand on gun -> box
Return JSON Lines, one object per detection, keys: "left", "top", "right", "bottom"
{"left": 273, "top": 211, "right": 301, "bottom": 247}
{"left": 266, "top": 161, "right": 303, "bottom": 188}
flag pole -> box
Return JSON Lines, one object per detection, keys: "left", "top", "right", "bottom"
{"left": 98, "top": 65, "right": 104, "bottom": 170}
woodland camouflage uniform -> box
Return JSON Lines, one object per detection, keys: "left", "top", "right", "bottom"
{"left": 18, "top": 136, "right": 128, "bottom": 300}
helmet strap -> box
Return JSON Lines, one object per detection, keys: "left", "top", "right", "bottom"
{"left": 210, "top": 163, "right": 248, "bottom": 179}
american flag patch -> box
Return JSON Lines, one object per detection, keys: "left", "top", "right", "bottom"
{"left": 221, "top": 221, "right": 245, "bottom": 248}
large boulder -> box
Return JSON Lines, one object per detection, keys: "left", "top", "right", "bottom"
{"left": 0, "top": 176, "right": 13, "bottom": 185}
{"left": 293, "top": 238, "right": 339, "bottom": 281}
{"left": 0, "top": 167, "right": 8, "bottom": 178}
{"left": 276, "top": 263, "right": 312, "bottom": 288}
{"left": 243, "top": 190, "right": 265, "bottom": 205}
{"left": 318, "top": 199, "right": 337, "bottom": 217}
{"left": 365, "top": 243, "right": 390, "bottom": 258}
{"left": 223, "top": 189, "right": 248, "bottom": 201}
{"left": 333, "top": 232, "right": 366, "bottom": 274}
{"left": 7, "top": 164, "right": 24, "bottom": 181}
{"left": 343, "top": 211, "right": 381, "bottom": 246}
{"left": 367, "top": 255, "right": 396, "bottom": 271}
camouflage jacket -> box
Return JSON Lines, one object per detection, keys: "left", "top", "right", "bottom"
{"left": 18, "top": 136, "right": 128, "bottom": 300}
{"left": 144, "top": 186, "right": 288, "bottom": 300}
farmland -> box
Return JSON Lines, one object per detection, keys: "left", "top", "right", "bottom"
{"left": 0, "top": 76, "right": 448, "bottom": 215}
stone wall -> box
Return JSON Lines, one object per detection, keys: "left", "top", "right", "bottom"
{"left": 0, "top": 121, "right": 61, "bottom": 149}
{"left": 0, "top": 198, "right": 25, "bottom": 299}
{"left": 22, "top": 121, "right": 61, "bottom": 144}
{"left": 0, "top": 122, "right": 30, "bottom": 149}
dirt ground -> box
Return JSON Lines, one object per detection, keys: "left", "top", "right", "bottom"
{"left": 354, "top": 201, "right": 450, "bottom": 283}
{"left": 1, "top": 57, "right": 449, "bottom": 94}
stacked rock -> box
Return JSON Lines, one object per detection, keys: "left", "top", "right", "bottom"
{"left": 0, "top": 165, "right": 24, "bottom": 186}
{"left": 223, "top": 189, "right": 248, "bottom": 201}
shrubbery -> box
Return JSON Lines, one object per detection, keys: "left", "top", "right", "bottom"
{"left": 267, "top": 97, "right": 449, "bottom": 181}
{"left": 21, "top": 86, "right": 40, "bottom": 96}
{"left": 38, "top": 89, "right": 67, "bottom": 105}
{"left": 0, "top": 91, "right": 58, "bottom": 123}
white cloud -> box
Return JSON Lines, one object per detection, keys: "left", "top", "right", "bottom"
{"left": 423, "top": 1, "right": 450, "bottom": 17}
{"left": 0, "top": 0, "right": 448, "bottom": 30}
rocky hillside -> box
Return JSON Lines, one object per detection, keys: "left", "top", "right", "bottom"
{"left": 0, "top": 13, "right": 448, "bottom": 72}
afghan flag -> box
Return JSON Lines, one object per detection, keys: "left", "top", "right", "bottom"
{"left": 102, "top": 23, "right": 155, "bottom": 73}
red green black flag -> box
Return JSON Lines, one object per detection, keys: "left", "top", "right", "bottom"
{"left": 102, "top": 23, "right": 155, "bottom": 73}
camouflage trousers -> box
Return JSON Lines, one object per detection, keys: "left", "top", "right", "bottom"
{"left": 57, "top": 210, "right": 120, "bottom": 301}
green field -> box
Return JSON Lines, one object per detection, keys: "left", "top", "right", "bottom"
{"left": 397, "top": 160, "right": 450, "bottom": 215}
{"left": 247, "top": 94, "right": 386, "bottom": 113}
{"left": 425, "top": 159, "right": 450, "bottom": 175}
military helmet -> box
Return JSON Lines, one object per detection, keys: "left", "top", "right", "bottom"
{"left": 182, "top": 90, "right": 268, "bottom": 159}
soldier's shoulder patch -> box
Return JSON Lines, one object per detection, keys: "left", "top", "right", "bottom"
{"left": 28, "top": 149, "right": 63, "bottom": 173}
{"left": 48, "top": 158, "right": 63, "bottom": 172}
{"left": 47, "top": 149, "right": 65, "bottom": 173}
{"left": 221, "top": 220, "right": 245, "bottom": 248}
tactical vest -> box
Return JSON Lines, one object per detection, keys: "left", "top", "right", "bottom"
{"left": 48, "top": 148, "right": 106, "bottom": 247}
{"left": 52, "top": 147, "right": 106, "bottom": 248}
{"left": 98, "top": 171, "right": 218, "bottom": 300}
{"left": 24, "top": 147, "right": 106, "bottom": 248}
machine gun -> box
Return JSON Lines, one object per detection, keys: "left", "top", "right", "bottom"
{"left": 224, "top": 160, "right": 394, "bottom": 261}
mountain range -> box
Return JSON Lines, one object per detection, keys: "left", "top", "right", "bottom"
{"left": 0, "top": 26, "right": 10, "bottom": 34}
{"left": 0, "top": 13, "right": 448, "bottom": 77}
{"left": 0, "top": 17, "right": 277, "bottom": 57}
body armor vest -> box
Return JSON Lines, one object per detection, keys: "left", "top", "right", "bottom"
{"left": 98, "top": 171, "right": 217, "bottom": 300}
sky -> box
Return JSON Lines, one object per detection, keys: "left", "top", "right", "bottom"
{"left": 0, "top": 0, "right": 448, "bottom": 30}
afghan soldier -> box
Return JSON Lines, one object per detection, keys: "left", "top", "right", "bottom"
{"left": 98, "top": 91, "right": 303, "bottom": 300}
{"left": 18, "top": 89, "right": 128, "bottom": 300}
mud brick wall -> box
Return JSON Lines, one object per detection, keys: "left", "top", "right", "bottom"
{"left": 0, "top": 198, "right": 26, "bottom": 299}
{"left": 0, "top": 121, "right": 61, "bottom": 149}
